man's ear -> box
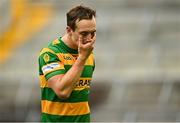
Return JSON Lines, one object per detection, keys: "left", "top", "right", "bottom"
{"left": 66, "top": 26, "right": 73, "bottom": 34}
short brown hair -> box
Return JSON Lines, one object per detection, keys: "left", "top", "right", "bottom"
{"left": 66, "top": 5, "right": 96, "bottom": 31}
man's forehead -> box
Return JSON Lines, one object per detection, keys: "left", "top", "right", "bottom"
{"left": 75, "top": 17, "right": 96, "bottom": 31}
{"left": 75, "top": 16, "right": 96, "bottom": 24}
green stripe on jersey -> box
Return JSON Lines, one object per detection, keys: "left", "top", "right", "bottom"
{"left": 45, "top": 69, "right": 65, "bottom": 80}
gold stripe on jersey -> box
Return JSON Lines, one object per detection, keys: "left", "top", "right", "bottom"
{"left": 74, "top": 87, "right": 90, "bottom": 91}
{"left": 85, "top": 54, "right": 94, "bottom": 66}
{"left": 40, "top": 48, "right": 56, "bottom": 56}
{"left": 39, "top": 48, "right": 94, "bottom": 66}
{"left": 40, "top": 75, "right": 91, "bottom": 89}
{"left": 52, "top": 39, "right": 60, "bottom": 45}
{"left": 57, "top": 53, "right": 94, "bottom": 66}
{"left": 41, "top": 100, "right": 90, "bottom": 116}
{"left": 40, "top": 75, "right": 48, "bottom": 88}
{"left": 74, "top": 78, "right": 91, "bottom": 90}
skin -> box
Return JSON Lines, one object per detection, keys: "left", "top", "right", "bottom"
{"left": 47, "top": 16, "right": 96, "bottom": 99}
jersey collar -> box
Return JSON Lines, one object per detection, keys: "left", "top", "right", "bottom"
{"left": 58, "top": 37, "right": 78, "bottom": 54}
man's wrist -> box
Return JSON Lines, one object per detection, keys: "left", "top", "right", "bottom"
{"left": 77, "top": 56, "right": 87, "bottom": 63}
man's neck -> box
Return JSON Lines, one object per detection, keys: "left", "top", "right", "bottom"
{"left": 61, "top": 34, "right": 78, "bottom": 50}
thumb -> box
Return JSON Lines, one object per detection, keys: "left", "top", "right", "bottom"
{"left": 78, "top": 36, "right": 83, "bottom": 46}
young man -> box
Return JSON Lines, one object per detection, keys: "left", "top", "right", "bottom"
{"left": 38, "top": 5, "right": 96, "bottom": 122}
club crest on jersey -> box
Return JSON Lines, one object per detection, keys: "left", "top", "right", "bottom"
{"left": 43, "top": 53, "right": 50, "bottom": 63}
{"left": 42, "top": 63, "right": 60, "bottom": 74}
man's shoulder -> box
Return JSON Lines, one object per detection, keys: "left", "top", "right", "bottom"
{"left": 39, "top": 38, "right": 62, "bottom": 56}
{"left": 51, "top": 38, "right": 61, "bottom": 45}
{"left": 39, "top": 47, "right": 56, "bottom": 57}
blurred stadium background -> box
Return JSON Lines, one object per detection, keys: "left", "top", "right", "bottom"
{"left": 0, "top": 0, "right": 180, "bottom": 122}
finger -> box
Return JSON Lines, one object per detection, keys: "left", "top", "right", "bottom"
{"left": 90, "top": 38, "right": 95, "bottom": 46}
{"left": 79, "top": 35, "right": 85, "bottom": 44}
{"left": 82, "top": 41, "right": 94, "bottom": 50}
{"left": 90, "top": 35, "right": 96, "bottom": 44}
{"left": 92, "top": 33, "right": 96, "bottom": 41}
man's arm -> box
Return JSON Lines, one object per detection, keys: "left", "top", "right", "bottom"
{"left": 48, "top": 37, "right": 95, "bottom": 99}
{"left": 48, "top": 57, "right": 86, "bottom": 99}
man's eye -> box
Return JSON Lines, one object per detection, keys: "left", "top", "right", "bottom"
{"left": 80, "top": 31, "right": 96, "bottom": 37}
{"left": 91, "top": 32, "right": 95, "bottom": 36}
{"left": 81, "top": 32, "right": 88, "bottom": 36}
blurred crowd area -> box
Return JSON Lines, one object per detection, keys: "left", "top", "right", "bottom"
{"left": 0, "top": 0, "right": 180, "bottom": 122}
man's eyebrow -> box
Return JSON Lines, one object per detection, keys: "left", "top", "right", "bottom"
{"left": 92, "top": 30, "right": 96, "bottom": 32}
{"left": 91, "top": 30, "right": 96, "bottom": 32}
{"left": 80, "top": 30, "right": 96, "bottom": 33}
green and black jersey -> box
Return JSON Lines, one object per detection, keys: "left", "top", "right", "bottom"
{"left": 38, "top": 37, "right": 95, "bottom": 122}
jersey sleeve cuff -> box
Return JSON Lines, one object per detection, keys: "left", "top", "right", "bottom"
{"left": 45, "top": 70, "right": 65, "bottom": 80}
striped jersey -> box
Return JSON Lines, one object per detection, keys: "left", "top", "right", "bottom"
{"left": 38, "top": 37, "right": 95, "bottom": 122}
